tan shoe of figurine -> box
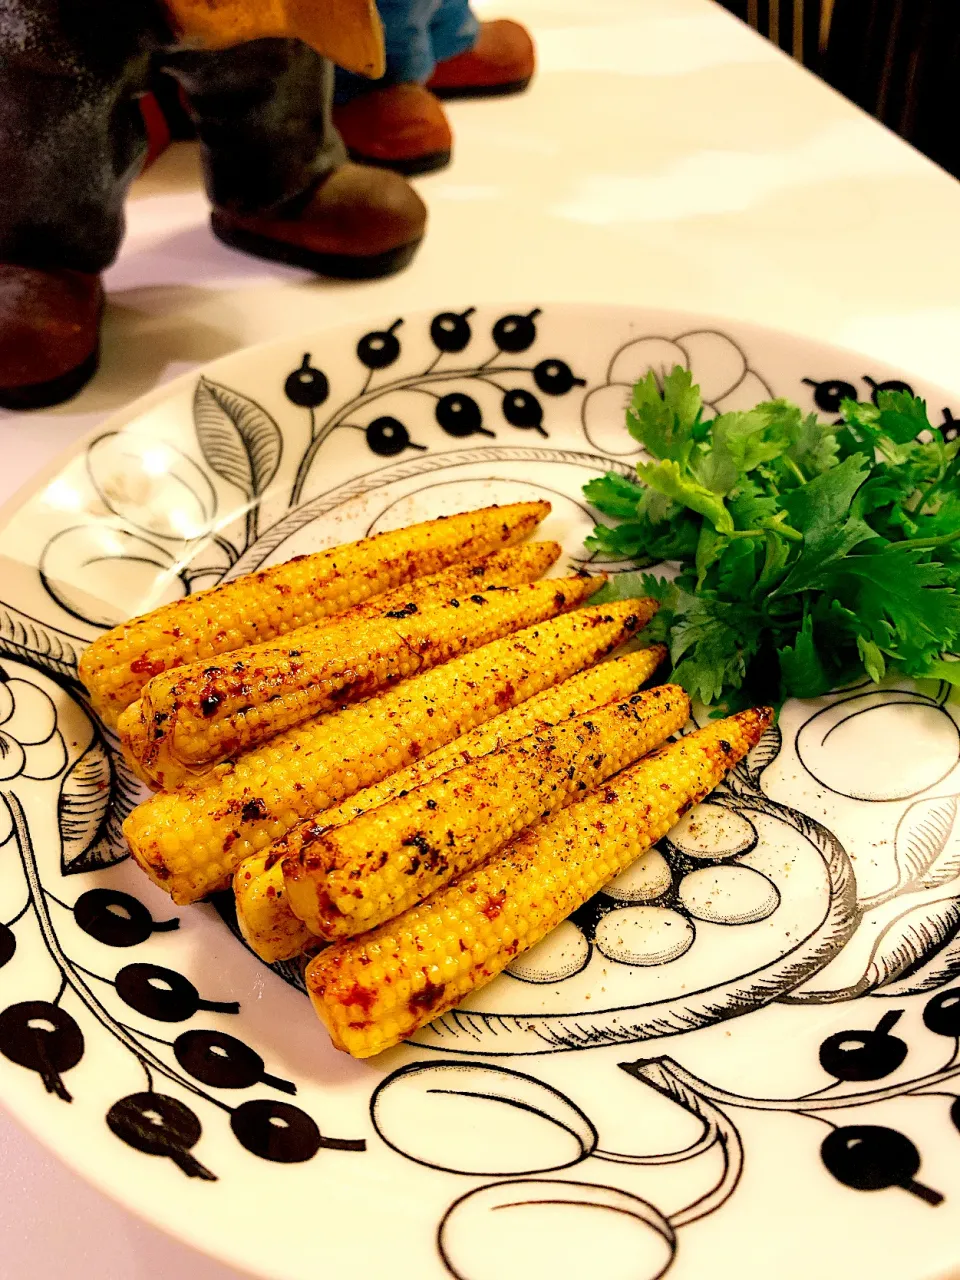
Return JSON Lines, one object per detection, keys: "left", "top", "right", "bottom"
{"left": 0, "top": 266, "right": 103, "bottom": 410}
{"left": 427, "top": 19, "right": 535, "bottom": 98}
{"left": 210, "top": 161, "right": 427, "bottom": 278}
{"left": 333, "top": 84, "right": 452, "bottom": 176}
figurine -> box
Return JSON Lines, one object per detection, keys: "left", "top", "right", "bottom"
{"left": 333, "top": 1, "right": 535, "bottom": 174}
{"left": 0, "top": 0, "right": 426, "bottom": 410}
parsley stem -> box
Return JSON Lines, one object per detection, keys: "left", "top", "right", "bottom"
{"left": 913, "top": 460, "right": 959, "bottom": 515}
{"left": 725, "top": 519, "right": 802, "bottom": 545}
{"left": 761, "top": 518, "right": 803, "bottom": 543}
{"left": 895, "top": 527, "right": 960, "bottom": 551}
{"left": 782, "top": 457, "right": 807, "bottom": 486}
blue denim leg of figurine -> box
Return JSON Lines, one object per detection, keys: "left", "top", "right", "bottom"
{"left": 429, "top": 0, "right": 480, "bottom": 65}
{"left": 336, "top": 0, "right": 444, "bottom": 102}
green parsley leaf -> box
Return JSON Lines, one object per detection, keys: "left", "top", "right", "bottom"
{"left": 582, "top": 472, "right": 645, "bottom": 520}
{"left": 583, "top": 370, "right": 959, "bottom": 709}
{"left": 636, "top": 458, "right": 734, "bottom": 534}
{"left": 777, "top": 614, "right": 831, "bottom": 698}
{"left": 774, "top": 456, "right": 873, "bottom": 595}
{"left": 626, "top": 367, "right": 702, "bottom": 464}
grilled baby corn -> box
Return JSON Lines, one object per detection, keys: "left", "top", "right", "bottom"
{"left": 306, "top": 707, "right": 773, "bottom": 1057}
{"left": 120, "top": 559, "right": 582, "bottom": 790}
{"left": 284, "top": 685, "right": 690, "bottom": 940}
{"left": 80, "top": 500, "right": 550, "bottom": 727}
{"left": 124, "top": 599, "right": 657, "bottom": 904}
{"left": 235, "top": 646, "right": 668, "bottom": 962}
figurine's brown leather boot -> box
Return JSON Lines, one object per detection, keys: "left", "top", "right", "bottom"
{"left": 332, "top": 84, "right": 452, "bottom": 176}
{"left": 427, "top": 19, "right": 535, "bottom": 98}
{"left": 0, "top": 266, "right": 103, "bottom": 411}
{"left": 211, "top": 160, "right": 427, "bottom": 277}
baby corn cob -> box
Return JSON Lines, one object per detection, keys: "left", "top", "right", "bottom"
{"left": 124, "top": 599, "right": 657, "bottom": 904}
{"left": 80, "top": 500, "right": 550, "bottom": 727}
{"left": 284, "top": 685, "right": 690, "bottom": 940}
{"left": 119, "top": 564, "right": 587, "bottom": 790}
{"left": 306, "top": 707, "right": 773, "bottom": 1057}
{"left": 235, "top": 646, "right": 668, "bottom": 962}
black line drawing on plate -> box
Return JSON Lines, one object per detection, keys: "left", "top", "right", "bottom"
{"left": 193, "top": 379, "right": 283, "bottom": 551}
{"left": 6, "top": 305, "right": 960, "bottom": 1276}
{"left": 393, "top": 987, "right": 960, "bottom": 1280}
{"left": 283, "top": 309, "right": 587, "bottom": 503}
{"left": 776, "top": 684, "right": 960, "bottom": 1005}
{"left": 581, "top": 330, "right": 773, "bottom": 456}
{"left": 439, "top": 1179, "right": 678, "bottom": 1280}
{"left": 795, "top": 685, "right": 959, "bottom": 803}
{"left": 374, "top": 1058, "right": 736, "bottom": 1280}
{"left": 0, "top": 655, "right": 365, "bottom": 1175}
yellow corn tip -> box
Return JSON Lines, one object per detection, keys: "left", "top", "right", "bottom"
{"left": 284, "top": 683, "right": 690, "bottom": 940}
{"left": 80, "top": 499, "right": 550, "bottom": 727}
{"left": 339, "top": 539, "right": 562, "bottom": 626}
{"left": 233, "top": 852, "right": 326, "bottom": 963}
{"left": 305, "top": 706, "right": 773, "bottom": 1057}
{"left": 123, "top": 598, "right": 656, "bottom": 905}
{"left": 235, "top": 645, "right": 667, "bottom": 963}
{"left": 118, "top": 569, "right": 598, "bottom": 789}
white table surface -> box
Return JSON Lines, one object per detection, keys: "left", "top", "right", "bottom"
{"left": 3, "top": 0, "right": 960, "bottom": 1274}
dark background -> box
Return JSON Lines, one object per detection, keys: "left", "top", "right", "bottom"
{"left": 717, "top": 0, "right": 960, "bottom": 178}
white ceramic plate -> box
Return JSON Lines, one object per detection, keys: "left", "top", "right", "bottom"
{"left": 1, "top": 304, "right": 959, "bottom": 1280}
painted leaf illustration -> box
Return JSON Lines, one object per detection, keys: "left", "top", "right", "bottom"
{"left": 0, "top": 604, "right": 87, "bottom": 679}
{"left": 894, "top": 794, "right": 960, "bottom": 892}
{"left": 58, "top": 733, "right": 143, "bottom": 874}
{"left": 865, "top": 896, "right": 960, "bottom": 991}
{"left": 874, "top": 930, "right": 960, "bottom": 996}
{"left": 745, "top": 722, "right": 782, "bottom": 781}
{"left": 193, "top": 377, "right": 282, "bottom": 498}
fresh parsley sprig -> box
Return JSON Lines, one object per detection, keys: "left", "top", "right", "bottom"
{"left": 584, "top": 367, "right": 960, "bottom": 711}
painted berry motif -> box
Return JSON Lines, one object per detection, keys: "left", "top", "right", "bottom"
{"left": 281, "top": 308, "right": 587, "bottom": 502}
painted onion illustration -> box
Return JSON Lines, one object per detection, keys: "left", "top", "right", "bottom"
{"left": 439, "top": 1180, "right": 675, "bottom": 1280}
{"left": 371, "top": 1061, "right": 597, "bottom": 1176}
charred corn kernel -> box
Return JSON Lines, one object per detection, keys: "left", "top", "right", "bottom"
{"left": 306, "top": 707, "right": 773, "bottom": 1057}
{"left": 284, "top": 685, "right": 690, "bottom": 939}
{"left": 236, "top": 646, "right": 667, "bottom": 962}
{"left": 119, "top": 541, "right": 560, "bottom": 788}
{"left": 80, "top": 500, "right": 550, "bottom": 727}
{"left": 120, "top": 561, "right": 585, "bottom": 789}
{"left": 124, "top": 599, "right": 656, "bottom": 905}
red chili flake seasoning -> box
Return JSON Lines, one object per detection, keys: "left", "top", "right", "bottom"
{"left": 341, "top": 982, "right": 377, "bottom": 1013}
{"left": 481, "top": 890, "right": 507, "bottom": 920}
{"left": 130, "top": 656, "right": 165, "bottom": 677}
{"left": 240, "top": 797, "right": 268, "bottom": 822}
{"left": 494, "top": 680, "right": 516, "bottom": 709}
{"left": 409, "top": 981, "right": 446, "bottom": 1014}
